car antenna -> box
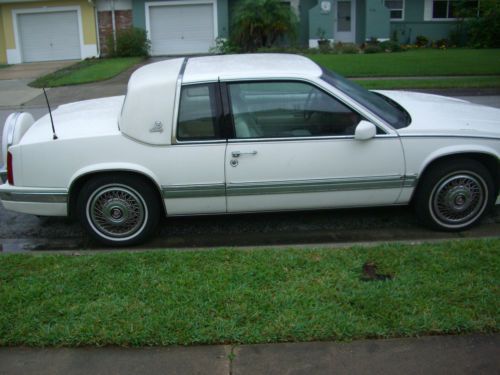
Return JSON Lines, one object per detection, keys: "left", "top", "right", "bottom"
{"left": 42, "top": 88, "right": 58, "bottom": 140}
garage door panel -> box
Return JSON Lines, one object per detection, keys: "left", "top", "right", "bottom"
{"left": 150, "top": 4, "right": 214, "bottom": 55}
{"left": 18, "top": 11, "right": 81, "bottom": 62}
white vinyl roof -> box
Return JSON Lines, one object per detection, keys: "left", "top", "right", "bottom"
{"left": 183, "top": 54, "right": 324, "bottom": 83}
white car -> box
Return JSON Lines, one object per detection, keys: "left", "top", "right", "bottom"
{"left": 0, "top": 54, "right": 499, "bottom": 246}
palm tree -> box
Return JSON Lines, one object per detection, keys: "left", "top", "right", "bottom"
{"left": 230, "top": 0, "right": 298, "bottom": 51}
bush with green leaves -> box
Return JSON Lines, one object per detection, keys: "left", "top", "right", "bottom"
{"left": 209, "top": 37, "right": 240, "bottom": 54}
{"left": 230, "top": 0, "right": 298, "bottom": 52}
{"left": 108, "top": 28, "right": 151, "bottom": 57}
{"left": 379, "top": 40, "right": 404, "bottom": 52}
{"left": 338, "top": 43, "right": 360, "bottom": 54}
{"left": 415, "top": 35, "right": 429, "bottom": 47}
{"left": 463, "top": 0, "right": 500, "bottom": 47}
{"left": 364, "top": 45, "right": 382, "bottom": 54}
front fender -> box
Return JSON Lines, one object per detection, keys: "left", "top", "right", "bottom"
{"left": 417, "top": 144, "right": 499, "bottom": 178}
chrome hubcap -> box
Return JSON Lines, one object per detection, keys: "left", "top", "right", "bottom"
{"left": 432, "top": 174, "right": 485, "bottom": 226}
{"left": 89, "top": 186, "right": 145, "bottom": 239}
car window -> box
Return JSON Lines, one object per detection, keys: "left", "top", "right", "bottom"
{"left": 321, "top": 68, "right": 410, "bottom": 129}
{"left": 228, "top": 81, "right": 362, "bottom": 139}
{"left": 177, "top": 84, "right": 222, "bottom": 141}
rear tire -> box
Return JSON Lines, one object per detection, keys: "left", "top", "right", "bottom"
{"left": 414, "top": 158, "right": 495, "bottom": 231}
{"left": 76, "top": 175, "right": 160, "bottom": 246}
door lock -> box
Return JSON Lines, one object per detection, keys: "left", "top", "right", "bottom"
{"left": 230, "top": 159, "right": 239, "bottom": 167}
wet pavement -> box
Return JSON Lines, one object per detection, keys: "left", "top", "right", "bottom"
{"left": 1, "top": 200, "right": 499, "bottom": 252}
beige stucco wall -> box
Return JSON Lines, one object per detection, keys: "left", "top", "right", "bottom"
{"left": 0, "top": 7, "right": 6, "bottom": 64}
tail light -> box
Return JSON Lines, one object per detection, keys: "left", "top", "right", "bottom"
{"left": 7, "top": 151, "right": 14, "bottom": 185}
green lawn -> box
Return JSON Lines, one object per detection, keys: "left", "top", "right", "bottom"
{"left": 308, "top": 49, "right": 500, "bottom": 77}
{"left": 356, "top": 76, "right": 500, "bottom": 90}
{"left": 1, "top": 239, "right": 498, "bottom": 347}
{"left": 30, "top": 57, "right": 143, "bottom": 88}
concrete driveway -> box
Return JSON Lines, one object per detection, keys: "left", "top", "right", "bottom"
{"left": 0, "top": 60, "right": 77, "bottom": 108}
{"left": 0, "top": 60, "right": 76, "bottom": 80}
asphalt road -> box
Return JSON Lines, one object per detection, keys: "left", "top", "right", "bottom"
{"left": 0, "top": 94, "right": 499, "bottom": 251}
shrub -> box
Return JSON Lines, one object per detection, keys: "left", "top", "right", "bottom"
{"left": 318, "top": 40, "right": 332, "bottom": 53}
{"left": 415, "top": 35, "right": 429, "bottom": 47}
{"left": 433, "top": 38, "right": 450, "bottom": 48}
{"left": 464, "top": 0, "right": 500, "bottom": 47}
{"left": 379, "top": 40, "right": 404, "bottom": 52}
{"left": 108, "top": 28, "right": 150, "bottom": 57}
{"left": 255, "top": 46, "right": 308, "bottom": 54}
{"left": 230, "top": 0, "right": 298, "bottom": 52}
{"left": 339, "top": 43, "right": 360, "bottom": 54}
{"left": 209, "top": 37, "right": 240, "bottom": 54}
{"left": 364, "top": 45, "right": 382, "bottom": 54}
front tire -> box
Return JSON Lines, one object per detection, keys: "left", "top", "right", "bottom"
{"left": 77, "top": 175, "right": 160, "bottom": 246}
{"left": 414, "top": 158, "right": 495, "bottom": 231}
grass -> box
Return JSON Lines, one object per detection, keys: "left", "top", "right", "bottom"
{"left": 29, "top": 57, "right": 143, "bottom": 88}
{"left": 0, "top": 239, "right": 498, "bottom": 347}
{"left": 0, "top": 64, "right": 8, "bottom": 69}
{"left": 356, "top": 76, "right": 500, "bottom": 90}
{"left": 308, "top": 49, "right": 500, "bottom": 77}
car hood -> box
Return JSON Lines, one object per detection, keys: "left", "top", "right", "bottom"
{"left": 20, "top": 96, "right": 125, "bottom": 145}
{"left": 375, "top": 90, "right": 500, "bottom": 138}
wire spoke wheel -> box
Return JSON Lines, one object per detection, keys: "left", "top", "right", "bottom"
{"left": 430, "top": 172, "right": 487, "bottom": 228}
{"left": 86, "top": 184, "right": 148, "bottom": 240}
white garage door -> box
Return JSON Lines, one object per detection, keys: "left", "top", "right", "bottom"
{"left": 149, "top": 3, "right": 215, "bottom": 55}
{"left": 18, "top": 11, "right": 81, "bottom": 63}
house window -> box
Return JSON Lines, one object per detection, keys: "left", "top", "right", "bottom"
{"left": 432, "top": 0, "right": 479, "bottom": 19}
{"left": 384, "top": 0, "right": 404, "bottom": 20}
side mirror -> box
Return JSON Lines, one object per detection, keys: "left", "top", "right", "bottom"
{"left": 354, "top": 120, "right": 377, "bottom": 141}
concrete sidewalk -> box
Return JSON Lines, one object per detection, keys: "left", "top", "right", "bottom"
{"left": 1, "top": 334, "right": 498, "bottom": 375}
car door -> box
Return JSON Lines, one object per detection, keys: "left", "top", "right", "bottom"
{"left": 223, "top": 80, "right": 406, "bottom": 213}
{"left": 165, "top": 82, "right": 227, "bottom": 215}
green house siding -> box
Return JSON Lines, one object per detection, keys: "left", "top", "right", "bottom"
{"left": 390, "top": 0, "right": 459, "bottom": 43}
{"left": 299, "top": 0, "right": 317, "bottom": 45}
{"left": 132, "top": 0, "right": 229, "bottom": 38}
{"left": 308, "top": 1, "right": 334, "bottom": 40}
{"left": 391, "top": 22, "right": 458, "bottom": 44}
{"left": 364, "top": 0, "right": 390, "bottom": 40}
{"left": 355, "top": 0, "right": 366, "bottom": 44}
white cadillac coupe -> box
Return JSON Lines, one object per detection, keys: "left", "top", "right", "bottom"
{"left": 1, "top": 54, "right": 499, "bottom": 246}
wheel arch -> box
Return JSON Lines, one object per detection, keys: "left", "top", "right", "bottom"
{"left": 411, "top": 151, "right": 500, "bottom": 203}
{"left": 68, "top": 166, "right": 166, "bottom": 218}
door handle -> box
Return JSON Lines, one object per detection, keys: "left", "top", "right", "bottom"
{"left": 232, "top": 150, "right": 258, "bottom": 158}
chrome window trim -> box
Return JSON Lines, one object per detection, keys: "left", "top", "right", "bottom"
{"left": 172, "top": 80, "right": 226, "bottom": 145}
{"left": 220, "top": 76, "right": 398, "bottom": 136}
{"left": 171, "top": 76, "right": 401, "bottom": 145}
{"left": 171, "top": 57, "right": 189, "bottom": 145}
{"left": 227, "top": 134, "right": 398, "bottom": 143}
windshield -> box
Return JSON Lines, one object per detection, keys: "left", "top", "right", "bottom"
{"left": 321, "top": 68, "right": 410, "bottom": 129}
